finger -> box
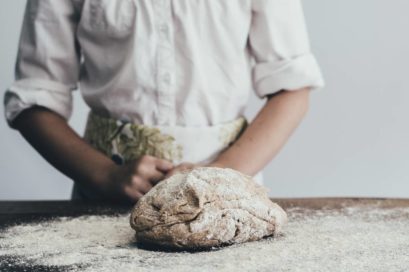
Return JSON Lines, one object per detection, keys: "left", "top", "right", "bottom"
{"left": 131, "top": 175, "right": 153, "bottom": 194}
{"left": 164, "top": 169, "right": 176, "bottom": 179}
{"left": 167, "top": 163, "right": 188, "bottom": 176}
{"left": 155, "top": 158, "right": 174, "bottom": 172}
{"left": 133, "top": 160, "right": 155, "bottom": 180}
{"left": 124, "top": 186, "right": 144, "bottom": 202}
{"left": 164, "top": 165, "right": 187, "bottom": 178}
{"left": 148, "top": 170, "right": 166, "bottom": 185}
{"left": 180, "top": 163, "right": 194, "bottom": 171}
{"left": 174, "top": 163, "right": 195, "bottom": 174}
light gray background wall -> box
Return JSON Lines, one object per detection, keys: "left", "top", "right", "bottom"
{"left": 1, "top": 0, "right": 408, "bottom": 200}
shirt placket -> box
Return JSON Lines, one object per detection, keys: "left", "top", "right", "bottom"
{"left": 153, "top": 0, "right": 174, "bottom": 125}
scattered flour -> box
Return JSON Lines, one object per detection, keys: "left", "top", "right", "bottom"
{"left": 1, "top": 206, "right": 409, "bottom": 272}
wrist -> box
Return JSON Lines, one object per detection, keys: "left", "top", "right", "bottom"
{"left": 89, "top": 159, "right": 119, "bottom": 188}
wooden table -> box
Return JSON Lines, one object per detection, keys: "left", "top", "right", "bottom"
{"left": 1, "top": 198, "right": 409, "bottom": 272}
{"left": 2, "top": 197, "right": 409, "bottom": 227}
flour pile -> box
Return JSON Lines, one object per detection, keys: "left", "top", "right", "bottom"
{"left": 130, "top": 167, "right": 287, "bottom": 249}
{"left": 1, "top": 205, "right": 409, "bottom": 272}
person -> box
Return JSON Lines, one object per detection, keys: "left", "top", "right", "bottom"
{"left": 3, "top": 0, "right": 325, "bottom": 204}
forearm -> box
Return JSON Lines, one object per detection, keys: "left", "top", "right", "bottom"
{"left": 210, "top": 88, "right": 311, "bottom": 176}
{"left": 12, "top": 106, "right": 115, "bottom": 190}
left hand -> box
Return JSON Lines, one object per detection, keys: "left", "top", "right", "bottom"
{"left": 164, "top": 161, "right": 227, "bottom": 179}
{"left": 164, "top": 162, "right": 199, "bottom": 179}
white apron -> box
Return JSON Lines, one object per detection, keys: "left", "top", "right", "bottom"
{"left": 71, "top": 111, "right": 264, "bottom": 200}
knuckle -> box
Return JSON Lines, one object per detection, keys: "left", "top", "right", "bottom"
{"left": 136, "top": 163, "right": 148, "bottom": 174}
{"left": 160, "top": 158, "right": 169, "bottom": 164}
{"left": 135, "top": 156, "right": 147, "bottom": 166}
{"left": 158, "top": 158, "right": 171, "bottom": 166}
{"left": 141, "top": 155, "right": 153, "bottom": 162}
{"left": 131, "top": 175, "right": 141, "bottom": 185}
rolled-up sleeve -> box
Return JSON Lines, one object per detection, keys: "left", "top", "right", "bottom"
{"left": 3, "top": 0, "right": 81, "bottom": 128}
{"left": 249, "top": 0, "right": 325, "bottom": 98}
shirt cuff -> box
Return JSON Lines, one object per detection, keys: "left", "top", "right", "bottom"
{"left": 252, "top": 53, "right": 325, "bottom": 98}
{"left": 3, "top": 78, "right": 74, "bottom": 128}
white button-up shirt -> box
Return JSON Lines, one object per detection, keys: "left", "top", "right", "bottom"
{"left": 4, "top": 0, "right": 325, "bottom": 127}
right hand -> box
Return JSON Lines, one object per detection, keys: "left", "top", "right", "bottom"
{"left": 100, "top": 155, "right": 173, "bottom": 204}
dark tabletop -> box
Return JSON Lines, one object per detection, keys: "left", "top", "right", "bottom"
{"left": 1, "top": 197, "right": 409, "bottom": 227}
{"left": 1, "top": 198, "right": 409, "bottom": 272}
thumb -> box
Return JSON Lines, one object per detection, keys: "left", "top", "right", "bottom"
{"left": 155, "top": 158, "right": 174, "bottom": 172}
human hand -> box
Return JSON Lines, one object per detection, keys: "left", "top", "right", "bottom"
{"left": 100, "top": 155, "right": 173, "bottom": 204}
{"left": 164, "top": 162, "right": 200, "bottom": 179}
{"left": 163, "top": 160, "right": 229, "bottom": 179}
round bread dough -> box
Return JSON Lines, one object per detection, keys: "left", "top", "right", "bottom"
{"left": 130, "top": 167, "right": 287, "bottom": 250}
